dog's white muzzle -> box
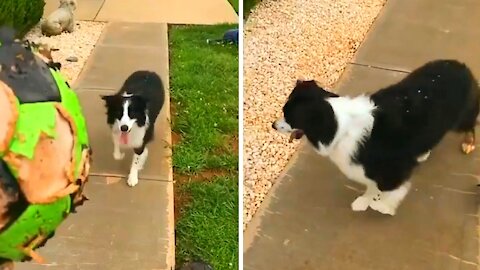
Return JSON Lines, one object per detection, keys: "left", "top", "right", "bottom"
{"left": 272, "top": 117, "right": 293, "bottom": 134}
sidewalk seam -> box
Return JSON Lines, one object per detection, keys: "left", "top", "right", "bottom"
{"left": 349, "top": 62, "right": 411, "bottom": 74}
{"left": 76, "top": 86, "right": 118, "bottom": 91}
{"left": 89, "top": 172, "right": 173, "bottom": 182}
{"left": 93, "top": 0, "right": 107, "bottom": 21}
{"left": 95, "top": 43, "right": 167, "bottom": 50}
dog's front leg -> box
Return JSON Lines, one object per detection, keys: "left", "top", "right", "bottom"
{"left": 112, "top": 134, "right": 124, "bottom": 160}
{"left": 127, "top": 155, "right": 140, "bottom": 187}
{"left": 127, "top": 147, "right": 148, "bottom": 187}
{"left": 136, "top": 147, "right": 148, "bottom": 170}
{"left": 369, "top": 181, "right": 412, "bottom": 216}
{"left": 351, "top": 182, "right": 379, "bottom": 211}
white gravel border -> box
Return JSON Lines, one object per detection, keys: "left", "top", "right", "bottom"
{"left": 243, "top": 0, "right": 386, "bottom": 228}
{"left": 25, "top": 20, "right": 106, "bottom": 84}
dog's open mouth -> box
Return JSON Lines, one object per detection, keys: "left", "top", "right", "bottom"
{"left": 289, "top": 130, "right": 304, "bottom": 143}
{"left": 120, "top": 132, "right": 129, "bottom": 145}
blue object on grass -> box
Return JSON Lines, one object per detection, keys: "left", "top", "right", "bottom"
{"left": 206, "top": 28, "right": 238, "bottom": 45}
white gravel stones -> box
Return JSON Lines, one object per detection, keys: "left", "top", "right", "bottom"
{"left": 25, "top": 20, "right": 106, "bottom": 84}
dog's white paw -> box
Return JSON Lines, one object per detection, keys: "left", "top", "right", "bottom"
{"left": 113, "top": 151, "right": 125, "bottom": 160}
{"left": 369, "top": 198, "right": 396, "bottom": 216}
{"left": 351, "top": 196, "right": 371, "bottom": 211}
{"left": 416, "top": 151, "right": 431, "bottom": 162}
{"left": 127, "top": 174, "right": 138, "bottom": 187}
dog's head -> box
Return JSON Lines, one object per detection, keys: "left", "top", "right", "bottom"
{"left": 101, "top": 93, "right": 148, "bottom": 134}
{"left": 60, "top": 0, "right": 77, "bottom": 11}
{"left": 272, "top": 79, "right": 339, "bottom": 147}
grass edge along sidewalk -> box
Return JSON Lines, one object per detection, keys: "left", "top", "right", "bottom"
{"left": 168, "top": 24, "right": 239, "bottom": 270}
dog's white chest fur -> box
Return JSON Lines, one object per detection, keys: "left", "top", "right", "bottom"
{"left": 319, "top": 96, "right": 376, "bottom": 185}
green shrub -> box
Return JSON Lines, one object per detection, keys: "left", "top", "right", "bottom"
{"left": 0, "top": 0, "right": 45, "bottom": 37}
{"left": 244, "top": 0, "right": 260, "bottom": 19}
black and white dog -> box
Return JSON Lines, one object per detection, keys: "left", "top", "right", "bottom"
{"left": 101, "top": 70, "right": 165, "bottom": 187}
{"left": 273, "top": 60, "right": 480, "bottom": 215}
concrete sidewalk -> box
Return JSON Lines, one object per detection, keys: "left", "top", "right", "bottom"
{"left": 43, "top": 0, "right": 238, "bottom": 24}
{"left": 17, "top": 22, "right": 174, "bottom": 270}
{"left": 244, "top": 0, "right": 480, "bottom": 269}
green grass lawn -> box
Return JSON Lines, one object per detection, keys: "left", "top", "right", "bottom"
{"left": 244, "top": 0, "right": 260, "bottom": 18}
{"left": 228, "top": 0, "right": 239, "bottom": 13}
{"left": 169, "top": 24, "right": 239, "bottom": 270}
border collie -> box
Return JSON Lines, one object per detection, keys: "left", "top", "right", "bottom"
{"left": 273, "top": 60, "right": 480, "bottom": 215}
{"left": 101, "top": 70, "right": 165, "bottom": 187}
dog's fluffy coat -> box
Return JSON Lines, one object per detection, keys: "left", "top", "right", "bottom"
{"left": 273, "top": 60, "right": 480, "bottom": 215}
{"left": 102, "top": 71, "right": 165, "bottom": 187}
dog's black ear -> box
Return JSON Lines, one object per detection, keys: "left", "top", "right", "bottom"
{"left": 322, "top": 88, "right": 339, "bottom": 98}
{"left": 100, "top": 95, "right": 113, "bottom": 104}
{"left": 296, "top": 79, "right": 320, "bottom": 88}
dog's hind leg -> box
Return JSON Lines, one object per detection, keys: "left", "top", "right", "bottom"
{"left": 461, "top": 130, "right": 475, "bottom": 154}
{"left": 456, "top": 87, "right": 479, "bottom": 154}
{"left": 416, "top": 150, "right": 431, "bottom": 162}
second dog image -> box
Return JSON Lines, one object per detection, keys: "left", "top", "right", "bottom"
{"left": 243, "top": 0, "right": 480, "bottom": 269}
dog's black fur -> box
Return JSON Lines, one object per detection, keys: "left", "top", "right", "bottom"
{"left": 283, "top": 80, "right": 339, "bottom": 146}
{"left": 283, "top": 60, "right": 479, "bottom": 192}
{"left": 101, "top": 70, "right": 165, "bottom": 155}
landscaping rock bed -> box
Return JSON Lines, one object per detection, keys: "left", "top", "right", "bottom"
{"left": 25, "top": 21, "right": 106, "bottom": 84}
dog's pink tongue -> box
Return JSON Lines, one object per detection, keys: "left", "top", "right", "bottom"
{"left": 120, "top": 132, "right": 128, "bottom": 145}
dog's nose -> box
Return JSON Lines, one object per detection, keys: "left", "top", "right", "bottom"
{"left": 120, "top": 125, "right": 129, "bottom": 132}
{"left": 272, "top": 121, "right": 277, "bottom": 130}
